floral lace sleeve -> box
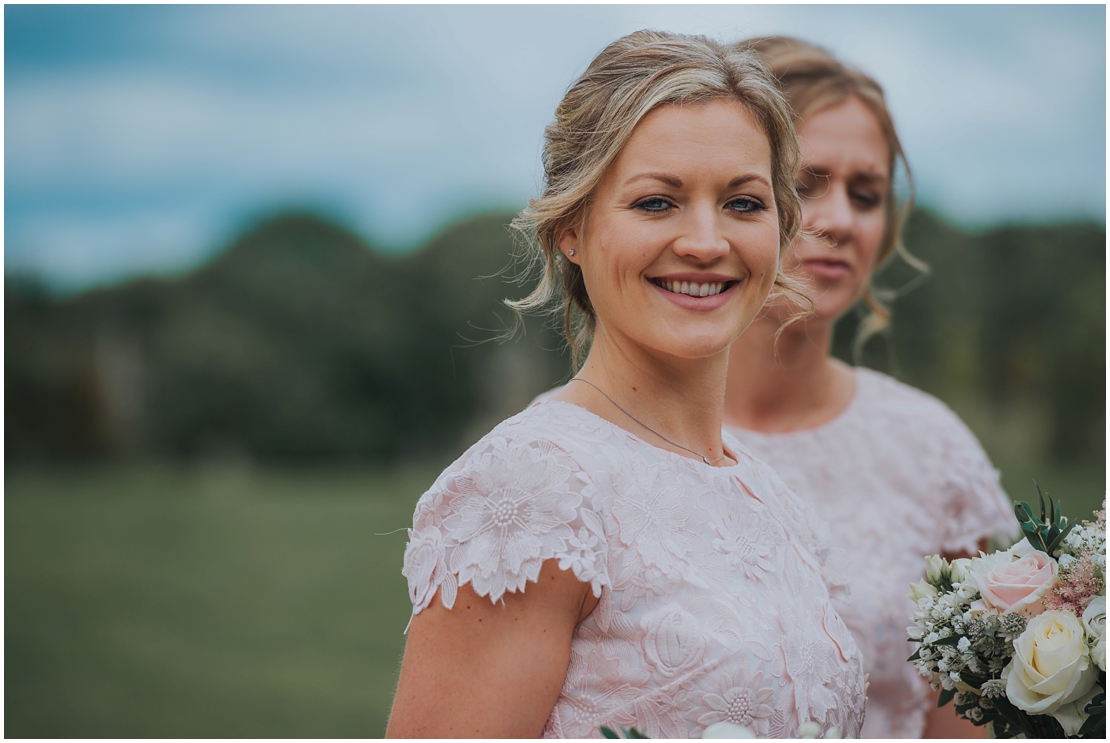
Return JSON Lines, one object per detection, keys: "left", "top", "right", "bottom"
{"left": 402, "top": 433, "right": 609, "bottom": 617}
{"left": 935, "top": 410, "right": 1019, "bottom": 555}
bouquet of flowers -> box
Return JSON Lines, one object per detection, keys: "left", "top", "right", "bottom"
{"left": 908, "top": 487, "right": 1105, "bottom": 738}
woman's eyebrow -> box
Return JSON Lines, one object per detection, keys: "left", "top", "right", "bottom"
{"left": 623, "top": 172, "right": 683, "bottom": 188}
{"left": 727, "top": 174, "right": 772, "bottom": 189}
{"left": 802, "top": 166, "right": 887, "bottom": 184}
{"left": 622, "top": 172, "right": 772, "bottom": 189}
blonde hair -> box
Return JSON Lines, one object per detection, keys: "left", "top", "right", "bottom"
{"left": 508, "top": 30, "right": 812, "bottom": 365}
{"left": 742, "top": 36, "right": 929, "bottom": 360}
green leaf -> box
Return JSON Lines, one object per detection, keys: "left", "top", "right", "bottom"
{"left": 1046, "top": 521, "right": 1077, "bottom": 555}
{"left": 937, "top": 686, "right": 956, "bottom": 708}
{"left": 1077, "top": 708, "right": 1105, "bottom": 738}
{"left": 626, "top": 727, "right": 650, "bottom": 739}
{"left": 601, "top": 726, "right": 621, "bottom": 739}
{"left": 907, "top": 648, "right": 921, "bottom": 662}
{"left": 931, "top": 634, "right": 962, "bottom": 646}
{"left": 1035, "top": 481, "right": 1048, "bottom": 521}
{"left": 1014, "top": 501, "right": 1035, "bottom": 523}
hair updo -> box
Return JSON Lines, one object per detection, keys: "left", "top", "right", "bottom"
{"left": 740, "top": 36, "right": 928, "bottom": 357}
{"left": 509, "top": 29, "right": 811, "bottom": 362}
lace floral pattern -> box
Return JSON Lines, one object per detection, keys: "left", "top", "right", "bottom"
{"left": 728, "top": 367, "right": 1017, "bottom": 738}
{"left": 404, "top": 401, "right": 866, "bottom": 738}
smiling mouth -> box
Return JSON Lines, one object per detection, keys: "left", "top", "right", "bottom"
{"left": 649, "top": 278, "right": 736, "bottom": 297}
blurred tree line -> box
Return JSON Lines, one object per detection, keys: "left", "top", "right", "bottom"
{"left": 6, "top": 209, "right": 1105, "bottom": 468}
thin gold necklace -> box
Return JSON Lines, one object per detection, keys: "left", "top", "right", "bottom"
{"left": 569, "top": 377, "right": 730, "bottom": 466}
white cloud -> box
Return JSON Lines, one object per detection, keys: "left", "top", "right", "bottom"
{"left": 4, "top": 4, "right": 1104, "bottom": 289}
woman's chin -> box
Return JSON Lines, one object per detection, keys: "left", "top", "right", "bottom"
{"left": 645, "top": 330, "right": 738, "bottom": 360}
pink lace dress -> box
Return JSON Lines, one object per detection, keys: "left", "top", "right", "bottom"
{"left": 403, "top": 401, "right": 867, "bottom": 738}
{"left": 726, "top": 367, "right": 1017, "bottom": 738}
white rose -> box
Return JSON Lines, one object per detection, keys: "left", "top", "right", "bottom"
{"left": 1082, "top": 596, "right": 1105, "bottom": 672}
{"left": 1002, "top": 610, "right": 1098, "bottom": 736}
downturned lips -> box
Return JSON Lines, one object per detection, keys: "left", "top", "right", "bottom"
{"left": 802, "top": 258, "right": 851, "bottom": 281}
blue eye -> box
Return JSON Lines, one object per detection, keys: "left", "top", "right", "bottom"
{"left": 728, "top": 197, "right": 765, "bottom": 213}
{"left": 634, "top": 197, "right": 673, "bottom": 213}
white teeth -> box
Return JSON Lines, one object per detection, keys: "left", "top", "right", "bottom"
{"left": 655, "top": 279, "right": 728, "bottom": 296}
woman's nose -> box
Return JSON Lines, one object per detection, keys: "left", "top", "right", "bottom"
{"left": 806, "top": 183, "right": 855, "bottom": 248}
{"left": 672, "top": 205, "right": 730, "bottom": 263}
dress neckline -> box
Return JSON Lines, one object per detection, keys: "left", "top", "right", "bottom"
{"left": 537, "top": 399, "right": 750, "bottom": 471}
{"left": 727, "top": 366, "right": 869, "bottom": 440}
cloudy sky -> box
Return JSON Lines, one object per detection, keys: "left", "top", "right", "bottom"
{"left": 5, "top": 4, "right": 1106, "bottom": 291}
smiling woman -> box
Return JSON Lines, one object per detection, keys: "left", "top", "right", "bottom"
{"left": 386, "top": 30, "right": 866, "bottom": 738}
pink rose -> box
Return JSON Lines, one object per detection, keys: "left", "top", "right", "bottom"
{"left": 976, "top": 549, "right": 1057, "bottom": 615}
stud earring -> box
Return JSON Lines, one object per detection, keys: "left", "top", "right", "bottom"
{"left": 567, "top": 249, "right": 576, "bottom": 257}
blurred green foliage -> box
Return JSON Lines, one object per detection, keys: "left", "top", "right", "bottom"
{"left": 833, "top": 209, "right": 1105, "bottom": 467}
{"left": 6, "top": 207, "right": 1105, "bottom": 470}
{"left": 6, "top": 211, "right": 567, "bottom": 464}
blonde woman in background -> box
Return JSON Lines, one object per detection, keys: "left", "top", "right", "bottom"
{"left": 722, "top": 37, "right": 1017, "bottom": 738}
{"left": 387, "top": 31, "right": 866, "bottom": 738}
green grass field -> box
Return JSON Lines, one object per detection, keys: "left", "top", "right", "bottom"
{"left": 6, "top": 463, "right": 432, "bottom": 738}
{"left": 5, "top": 459, "right": 1104, "bottom": 737}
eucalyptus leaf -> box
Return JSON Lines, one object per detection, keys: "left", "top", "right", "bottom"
{"left": 937, "top": 686, "right": 956, "bottom": 708}
{"left": 1046, "top": 521, "right": 1077, "bottom": 555}
{"left": 1014, "top": 501, "right": 1035, "bottom": 523}
{"left": 932, "top": 634, "right": 962, "bottom": 647}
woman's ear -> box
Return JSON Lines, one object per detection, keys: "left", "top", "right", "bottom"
{"left": 558, "top": 228, "right": 581, "bottom": 265}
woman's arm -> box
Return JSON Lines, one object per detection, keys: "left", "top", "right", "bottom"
{"left": 386, "top": 560, "right": 597, "bottom": 738}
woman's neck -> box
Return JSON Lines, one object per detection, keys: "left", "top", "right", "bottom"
{"left": 553, "top": 326, "right": 732, "bottom": 465}
{"left": 723, "top": 313, "right": 855, "bottom": 433}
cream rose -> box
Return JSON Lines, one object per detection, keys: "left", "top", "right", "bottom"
{"left": 1082, "top": 596, "right": 1105, "bottom": 672}
{"left": 975, "top": 539, "right": 1057, "bottom": 615}
{"left": 1002, "top": 610, "right": 1097, "bottom": 735}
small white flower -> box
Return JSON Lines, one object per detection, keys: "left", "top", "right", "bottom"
{"left": 981, "top": 678, "right": 1007, "bottom": 698}
{"left": 925, "top": 554, "right": 951, "bottom": 585}
{"left": 702, "top": 721, "right": 757, "bottom": 739}
{"left": 796, "top": 721, "right": 821, "bottom": 738}
{"left": 957, "top": 637, "right": 971, "bottom": 652}
{"left": 909, "top": 578, "right": 939, "bottom": 603}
